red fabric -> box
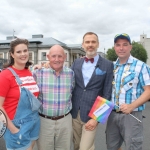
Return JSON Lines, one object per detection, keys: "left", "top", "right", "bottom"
{"left": 84, "top": 57, "right": 94, "bottom": 63}
{"left": 0, "top": 67, "right": 39, "bottom": 120}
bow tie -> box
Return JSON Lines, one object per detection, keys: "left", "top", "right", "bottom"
{"left": 84, "top": 57, "right": 94, "bottom": 63}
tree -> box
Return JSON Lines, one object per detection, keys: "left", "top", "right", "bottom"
{"left": 131, "top": 41, "right": 148, "bottom": 63}
{"left": 106, "top": 42, "right": 148, "bottom": 63}
{"left": 106, "top": 47, "right": 117, "bottom": 61}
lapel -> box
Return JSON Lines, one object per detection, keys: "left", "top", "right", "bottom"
{"left": 78, "top": 58, "right": 85, "bottom": 87}
{"left": 85, "top": 55, "right": 102, "bottom": 88}
{"left": 97, "top": 55, "right": 103, "bottom": 70}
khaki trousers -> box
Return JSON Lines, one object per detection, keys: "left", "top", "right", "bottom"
{"left": 72, "top": 111, "right": 98, "bottom": 150}
{"left": 37, "top": 113, "right": 72, "bottom": 150}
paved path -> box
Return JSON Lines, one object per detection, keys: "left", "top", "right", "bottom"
{"left": 1, "top": 102, "right": 150, "bottom": 150}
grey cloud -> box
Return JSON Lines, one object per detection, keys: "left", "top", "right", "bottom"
{"left": 0, "top": 0, "right": 150, "bottom": 52}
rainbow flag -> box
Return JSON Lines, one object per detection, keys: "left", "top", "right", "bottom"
{"left": 88, "top": 96, "right": 114, "bottom": 124}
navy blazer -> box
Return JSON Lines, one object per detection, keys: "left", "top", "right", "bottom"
{"left": 71, "top": 55, "right": 114, "bottom": 123}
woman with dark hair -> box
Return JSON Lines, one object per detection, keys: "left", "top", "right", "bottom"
{"left": 0, "top": 38, "right": 41, "bottom": 150}
{"left": 4, "top": 38, "right": 32, "bottom": 69}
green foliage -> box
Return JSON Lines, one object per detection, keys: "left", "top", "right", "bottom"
{"left": 106, "top": 42, "right": 148, "bottom": 63}
{"left": 106, "top": 47, "right": 117, "bottom": 61}
{"left": 131, "top": 41, "right": 148, "bottom": 63}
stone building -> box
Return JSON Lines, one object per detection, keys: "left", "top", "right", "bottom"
{"left": 0, "top": 34, "right": 85, "bottom": 68}
{"left": 139, "top": 34, "right": 150, "bottom": 65}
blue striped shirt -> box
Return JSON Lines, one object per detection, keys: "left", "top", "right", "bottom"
{"left": 112, "top": 55, "right": 150, "bottom": 111}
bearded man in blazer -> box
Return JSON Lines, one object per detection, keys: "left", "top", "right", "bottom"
{"left": 71, "top": 32, "right": 114, "bottom": 150}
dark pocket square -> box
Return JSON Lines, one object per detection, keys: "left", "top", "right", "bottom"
{"left": 95, "top": 68, "right": 106, "bottom": 75}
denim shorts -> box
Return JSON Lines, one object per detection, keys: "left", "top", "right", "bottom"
{"left": 4, "top": 113, "right": 40, "bottom": 150}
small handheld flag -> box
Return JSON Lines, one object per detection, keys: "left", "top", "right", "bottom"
{"left": 88, "top": 96, "right": 114, "bottom": 124}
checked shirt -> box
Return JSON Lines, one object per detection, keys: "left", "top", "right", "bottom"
{"left": 112, "top": 55, "right": 150, "bottom": 111}
{"left": 33, "top": 67, "right": 75, "bottom": 116}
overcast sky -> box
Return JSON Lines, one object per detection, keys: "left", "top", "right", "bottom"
{"left": 0, "top": 0, "right": 150, "bottom": 52}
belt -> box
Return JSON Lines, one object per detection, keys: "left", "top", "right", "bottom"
{"left": 112, "top": 110, "right": 123, "bottom": 113}
{"left": 39, "top": 112, "right": 70, "bottom": 120}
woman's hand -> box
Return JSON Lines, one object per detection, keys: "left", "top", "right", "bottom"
{"left": 10, "top": 126, "right": 20, "bottom": 134}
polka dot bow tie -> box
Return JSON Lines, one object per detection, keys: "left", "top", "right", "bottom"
{"left": 84, "top": 57, "right": 94, "bottom": 63}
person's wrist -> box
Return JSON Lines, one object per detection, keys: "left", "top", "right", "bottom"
{"left": 92, "top": 119, "right": 98, "bottom": 123}
{"left": 130, "top": 103, "right": 136, "bottom": 112}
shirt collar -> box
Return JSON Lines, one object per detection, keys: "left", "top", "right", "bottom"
{"left": 94, "top": 54, "right": 99, "bottom": 62}
{"left": 85, "top": 54, "right": 99, "bottom": 62}
{"left": 49, "top": 66, "right": 64, "bottom": 75}
{"left": 115, "top": 55, "right": 134, "bottom": 66}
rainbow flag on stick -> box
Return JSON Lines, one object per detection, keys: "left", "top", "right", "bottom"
{"left": 88, "top": 96, "right": 114, "bottom": 124}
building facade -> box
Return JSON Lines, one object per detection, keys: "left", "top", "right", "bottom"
{"left": 139, "top": 34, "right": 150, "bottom": 66}
{"left": 97, "top": 51, "right": 105, "bottom": 58}
{"left": 0, "top": 34, "right": 85, "bottom": 68}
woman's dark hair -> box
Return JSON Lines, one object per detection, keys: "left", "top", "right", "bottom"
{"left": 4, "top": 38, "right": 32, "bottom": 69}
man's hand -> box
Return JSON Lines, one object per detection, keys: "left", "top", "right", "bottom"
{"left": 44, "top": 62, "right": 50, "bottom": 68}
{"left": 33, "top": 64, "right": 42, "bottom": 70}
{"left": 120, "top": 103, "right": 134, "bottom": 114}
{"left": 33, "top": 62, "right": 50, "bottom": 70}
{"left": 84, "top": 119, "right": 98, "bottom": 131}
